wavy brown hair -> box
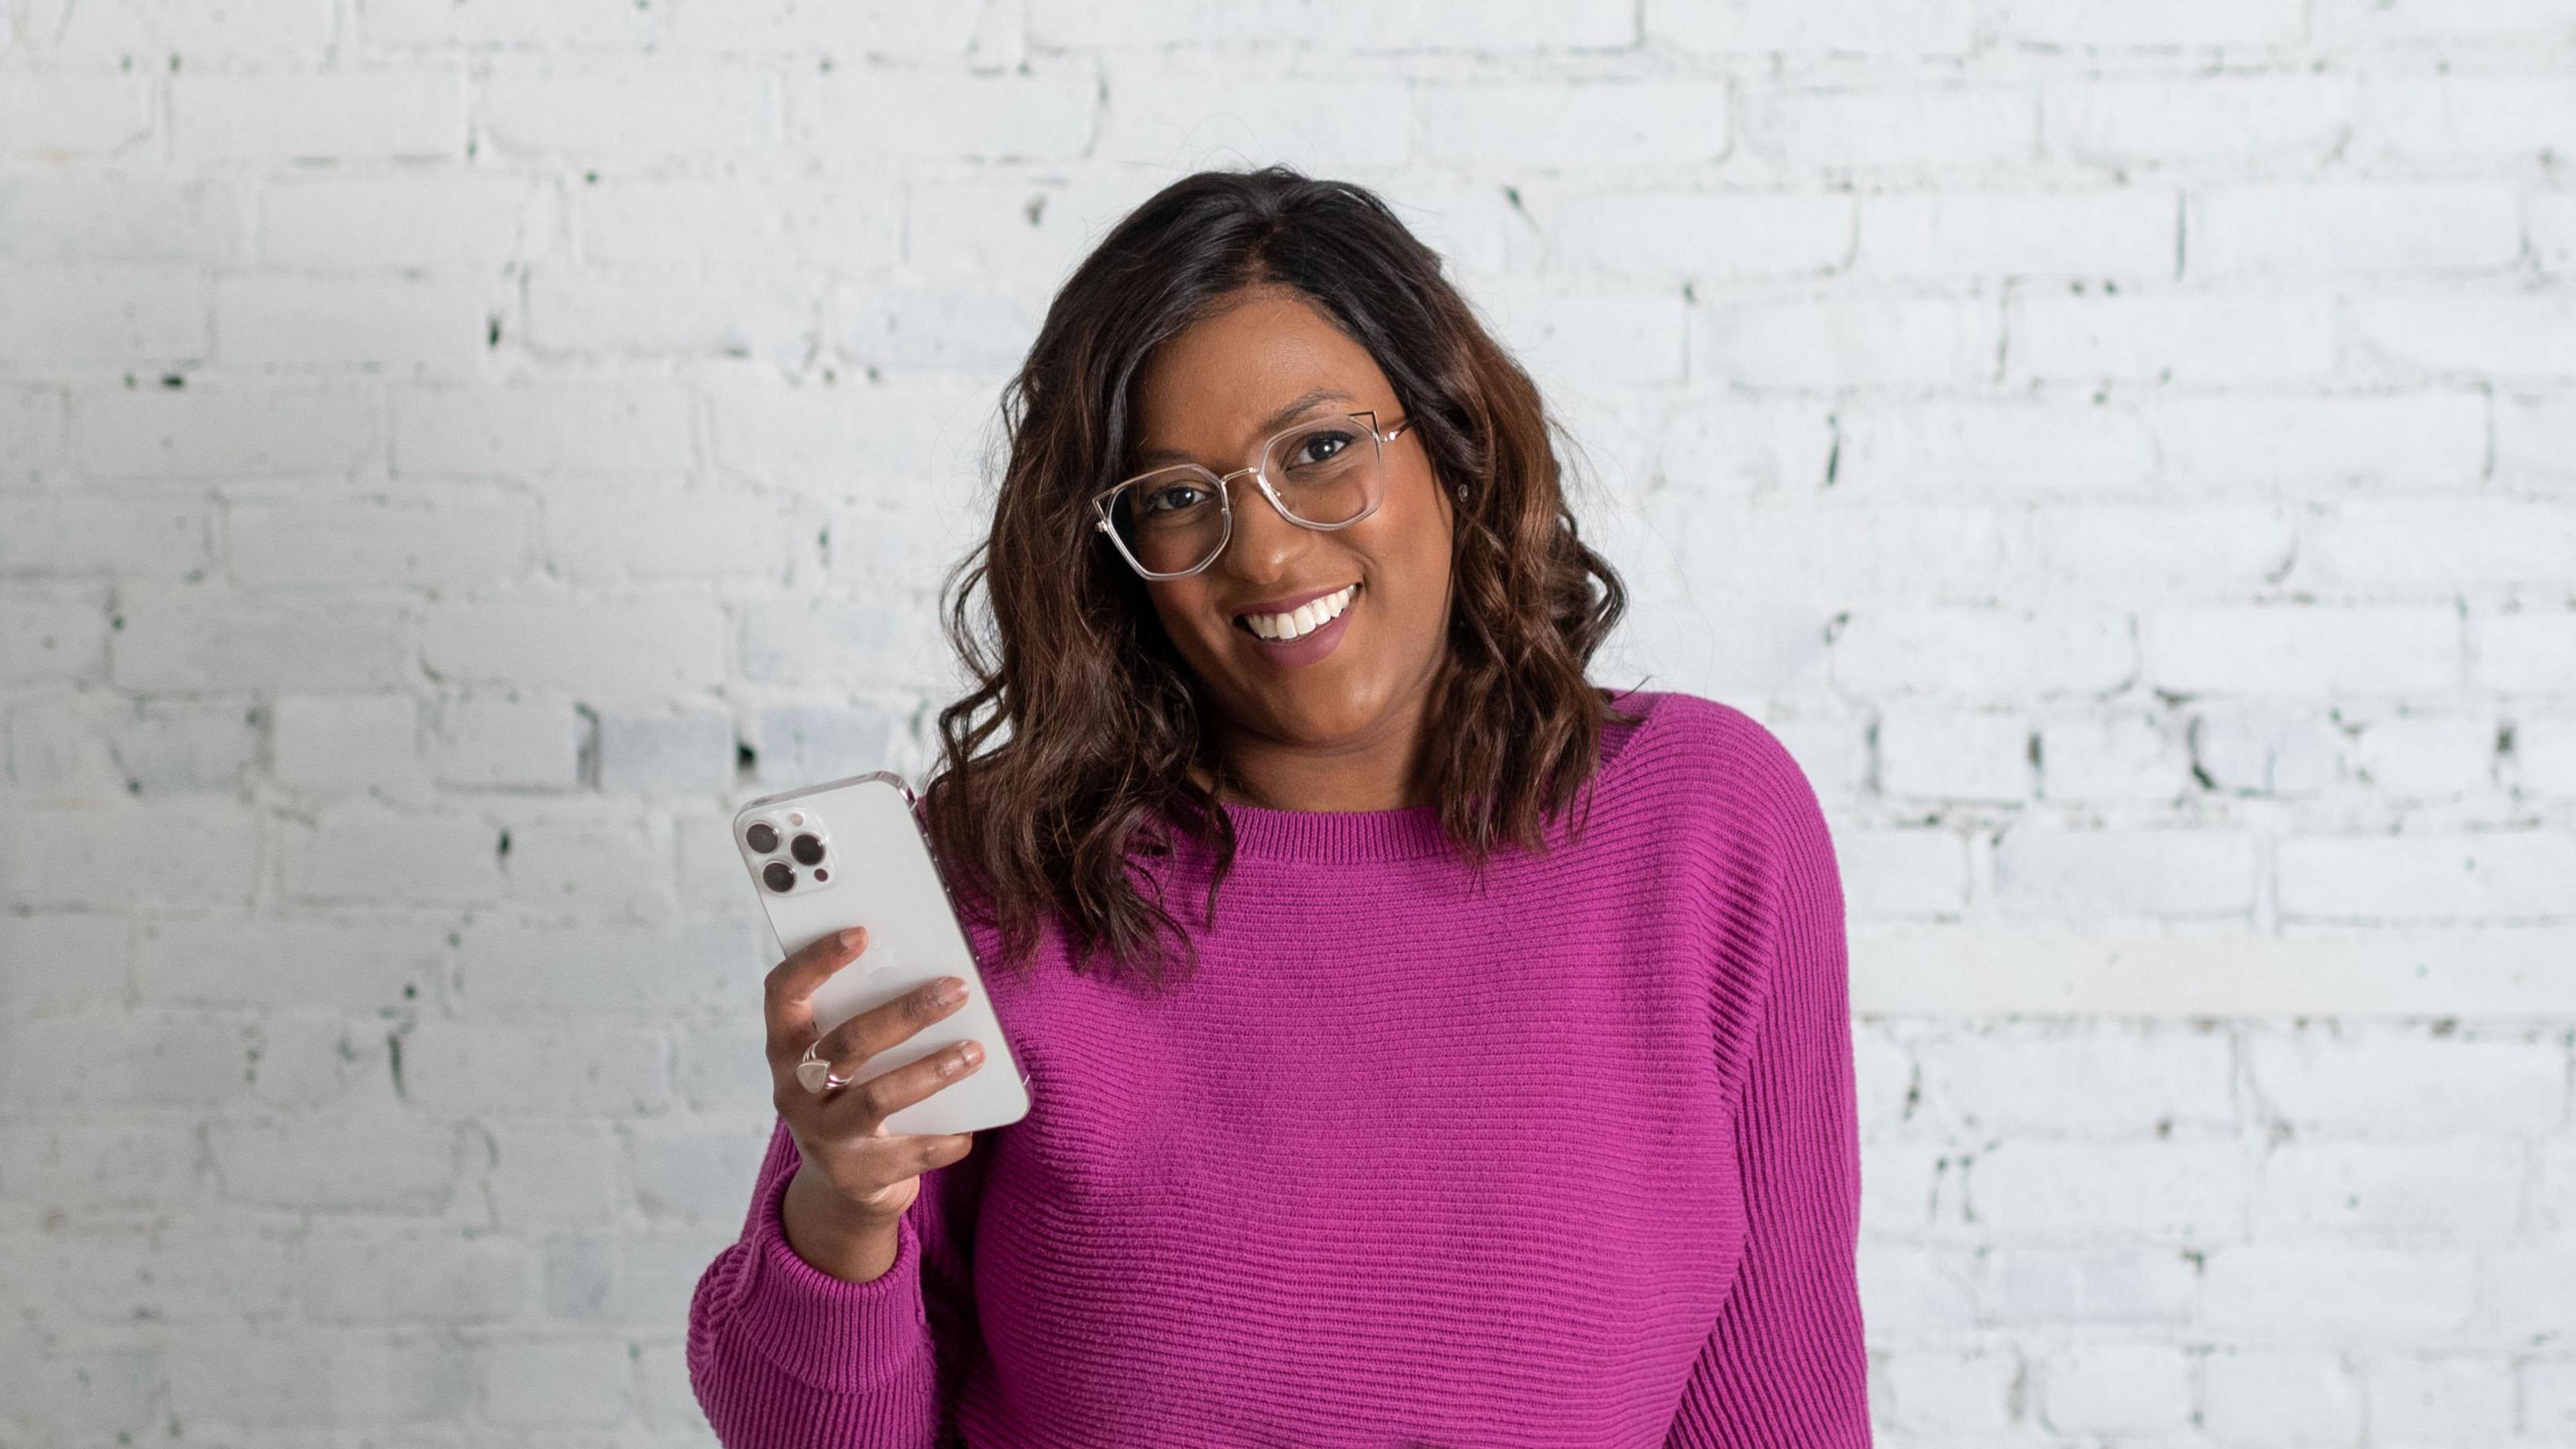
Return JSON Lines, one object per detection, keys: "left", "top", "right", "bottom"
{"left": 920, "top": 165, "right": 1638, "bottom": 991}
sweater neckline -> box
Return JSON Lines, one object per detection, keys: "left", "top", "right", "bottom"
{"left": 1205, "top": 687, "right": 1668, "bottom": 866}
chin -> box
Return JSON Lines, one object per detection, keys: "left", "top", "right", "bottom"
{"left": 1250, "top": 674, "right": 1389, "bottom": 735}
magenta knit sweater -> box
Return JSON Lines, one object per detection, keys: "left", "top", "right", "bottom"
{"left": 687, "top": 688, "right": 1872, "bottom": 1446}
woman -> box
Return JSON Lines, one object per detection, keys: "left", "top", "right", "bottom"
{"left": 688, "top": 166, "right": 1870, "bottom": 1447}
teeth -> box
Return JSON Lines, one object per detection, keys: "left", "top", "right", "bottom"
{"left": 1246, "top": 584, "right": 1354, "bottom": 641}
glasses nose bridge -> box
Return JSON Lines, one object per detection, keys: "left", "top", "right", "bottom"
{"left": 1214, "top": 460, "right": 1294, "bottom": 523}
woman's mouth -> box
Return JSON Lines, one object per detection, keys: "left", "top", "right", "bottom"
{"left": 1232, "top": 582, "right": 1358, "bottom": 668}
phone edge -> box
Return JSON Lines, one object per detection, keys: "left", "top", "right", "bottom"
{"left": 734, "top": 768, "right": 916, "bottom": 817}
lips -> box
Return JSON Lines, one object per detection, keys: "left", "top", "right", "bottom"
{"left": 1232, "top": 582, "right": 1360, "bottom": 624}
{"left": 1232, "top": 582, "right": 1356, "bottom": 667}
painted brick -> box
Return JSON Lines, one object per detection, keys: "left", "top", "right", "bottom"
{"left": 173, "top": 72, "right": 468, "bottom": 162}
{"left": 5, "top": 12, "right": 2572, "bottom": 1438}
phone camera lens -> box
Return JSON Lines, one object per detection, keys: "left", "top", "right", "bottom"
{"left": 790, "top": 833, "right": 824, "bottom": 866}
{"left": 762, "top": 861, "right": 795, "bottom": 892}
{"left": 745, "top": 822, "right": 780, "bottom": 854}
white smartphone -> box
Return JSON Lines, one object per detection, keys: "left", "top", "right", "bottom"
{"left": 733, "top": 770, "right": 1032, "bottom": 1136}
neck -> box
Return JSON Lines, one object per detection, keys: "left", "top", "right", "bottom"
{"left": 1194, "top": 688, "right": 1441, "bottom": 813}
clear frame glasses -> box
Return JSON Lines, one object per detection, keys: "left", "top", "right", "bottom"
{"left": 1091, "top": 409, "right": 1409, "bottom": 580}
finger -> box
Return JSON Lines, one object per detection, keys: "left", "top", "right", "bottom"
{"left": 818, "top": 1036, "right": 987, "bottom": 1127}
{"left": 914, "top": 1132, "right": 976, "bottom": 1173}
{"left": 763, "top": 926, "right": 868, "bottom": 1059}
{"left": 857, "top": 1132, "right": 978, "bottom": 1183}
{"left": 804, "top": 974, "right": 972, "bottom": 1080}
{"left": 814, "top": 1133, "right": 977, "bottom": 1223}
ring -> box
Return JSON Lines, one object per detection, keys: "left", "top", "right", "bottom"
{"left": 797, "top": 1042, "right": 852, "bottom": 1095}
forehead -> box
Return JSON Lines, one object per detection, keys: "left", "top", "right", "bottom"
{"left": 1131, "top": 288, "right": 1390, "bottom": 461}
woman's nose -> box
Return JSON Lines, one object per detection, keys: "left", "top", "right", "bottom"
{"left": 1220, "top": 476, "right": 1309, "bottom": 570}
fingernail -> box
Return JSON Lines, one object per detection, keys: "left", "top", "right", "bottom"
{"left": 839, "top": 926, "right": 864, "bottom": 947}
{"left": 932, "top": 977, "right": 966, "bottom": 1006}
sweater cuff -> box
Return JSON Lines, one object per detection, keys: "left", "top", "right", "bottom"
{"left": 731, "top": 1161, "right": 936, "bottom": 1395}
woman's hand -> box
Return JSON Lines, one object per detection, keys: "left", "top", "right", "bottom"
{"left": 763, "top": 925, "right": 986, "bottom": 1281}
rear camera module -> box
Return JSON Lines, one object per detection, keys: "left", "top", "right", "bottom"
{"left": 745, "top": 822, "right": 780, "bottom": 854}
{"left": 790, "top": 833, "right": 825, "bottom": 866}
{"left": 762, "top": 861, "right": 795, "bottom": 892}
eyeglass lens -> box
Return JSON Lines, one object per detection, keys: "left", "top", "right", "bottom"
{"left": 1106, "top": 416, "right": 1385, "bottom": 577}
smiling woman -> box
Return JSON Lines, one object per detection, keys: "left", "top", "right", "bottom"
{"left": 687, "top": 166, "right": 1872, "bottom": 1448}
{"left": 918, "top": 166, "right": 1640, "bottom": 985}
{"left": 1121, "top": 286, "right": 1468, "bottom": 813}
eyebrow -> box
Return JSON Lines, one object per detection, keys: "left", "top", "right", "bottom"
{"left": 1132, "top": 388, "right": 1355, "bottom": 468}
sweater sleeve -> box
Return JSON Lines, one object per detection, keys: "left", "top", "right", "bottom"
{"left": 687, "top": 1115, "right": 990, "bottom": 1448}
{"left": 1665, "top": 742, "right": 1873, "bottom": 1447}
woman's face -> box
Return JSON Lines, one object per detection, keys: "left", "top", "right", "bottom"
{"left": 1126, "top": 284, "right": 1455, "bottom": 756}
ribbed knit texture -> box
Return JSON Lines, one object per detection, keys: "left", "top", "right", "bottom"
{"left": 687, "top": 688, "right": 1872, "bottom": 1446}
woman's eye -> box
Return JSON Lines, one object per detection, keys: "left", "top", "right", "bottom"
{"left": 1291, "top": 431, "right": 1353, "bottom": 467}
{"left": 1141, "top": 485, "right": 1203, "bottom": 514}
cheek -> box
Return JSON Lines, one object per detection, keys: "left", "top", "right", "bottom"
{"left": 1394, "top": 535, "right": 1454, "bottom": 637}
{"left": 1146, "top": 582, "right": 1220, "bottom": 648}
{"left": 1365, "top": 489, "right": 1454, "bottom": 644}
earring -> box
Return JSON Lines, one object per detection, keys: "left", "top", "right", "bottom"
{"left": 1454, "top": 482, "right": 1468, "bottom": 503}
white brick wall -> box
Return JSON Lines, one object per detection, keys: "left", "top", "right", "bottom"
{"left": 2, "top": 1, "right": 2573, "bottom": 1443}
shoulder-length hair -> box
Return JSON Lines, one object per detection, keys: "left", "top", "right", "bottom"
{"left": 920, "top": 164, "right": 1636, "bottom": 990}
